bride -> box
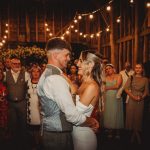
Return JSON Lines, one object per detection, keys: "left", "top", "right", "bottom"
{"left": 72, "top": 50, "right": 102, "bottom": 150}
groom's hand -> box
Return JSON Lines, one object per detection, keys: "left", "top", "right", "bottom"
{"left": 89, "top": 118, "right": 100, "bottom": 133}
{"left": 81, "top": 117, "right": 99, "bottom": 132}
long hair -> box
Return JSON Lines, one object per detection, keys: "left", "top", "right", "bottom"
{"left": 81, "top": 50, "right": 102, "bottom": 86}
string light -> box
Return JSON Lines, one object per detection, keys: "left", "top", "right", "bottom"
{"left": 8, "top": 0, "right": 149, "bottom": 44}
{"left": 83, "top": 35, "right": 87, "bottom": 38}
{"left": 0, "top": 42, "right": 3, "bottom": 46}
{"left": 0, "top": 23, "right": 9, "bottom": 49}
{"left": 45, "top": 23, "right": 48, "bottom": 27}
{"left": 49, "top": 33, "right": 53, "bottom": 37}
{"left": 66, "top": 30, "right": 70, "bottom": 34}
{"left": 46, "top": 28, "right": 50, "bottom": 32}
{"left": 96, "top": 33, "right": 100, "bottom": 37}
{"left": 44, "top": 22, "right": 54, "bottom": 39}
{"left": 106, "top": 5, "right": 111, "bottom": 11}
{"left": 130, "top": 0, "right": 134, "bottom": 3}
{"left": 146, "top": 2, "right": 150, "bottom": 8}
{"left": 57, "top": 0, "right": 114, "bottom": 40}
{"left": 89, "top": 14, "right": 94, "bottom": 19}
{"left": 74, "top": 19, "right": 78, "bottom": 23}
{"left": 78, "top": 15, "right": 82, "bottom": 20}
{"left": 4, "top": 35, "right": 7, "bottom": 39}
{"left": 116, "top": 16, "right": 121, "bottom": 23}
{"left": 61, "top": 36, "right": 64, "bottom": 40}
{"left": 90, "top": 34, "right": 94, "bottom": 38}
{"left": 2, "top": 40, "right": 5, "bottom": 43}
{"left": 79, "top": 32, "right": 83, "bottom": 36}
{"left": 106, "top": 26, "right": 110, "bottom": 32}
{"left": 75, "top": 29, "right": 78, "bottom": 33}
{"left": 5, "top": 30, "right": 8, "bottom": 33}
{"left": 2, "top": 0, "right": 149, "bottom": 48}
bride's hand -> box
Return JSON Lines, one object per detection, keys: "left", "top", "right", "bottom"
{"left": 91, "top": 118, "right": 100, "bottom": 133}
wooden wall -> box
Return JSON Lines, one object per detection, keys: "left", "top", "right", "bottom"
{"left": 100, "top": 0, "right": 150, "bottom": 71}
{"left": 0, "top": 0, "right": 149, "bottom": 71}
{"left": 0, "top": 1, "right": 75, "bottom": 43}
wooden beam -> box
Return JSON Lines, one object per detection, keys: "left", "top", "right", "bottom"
{"left": 140, "top": 28, "right": 150, "bottom": 36}
{"left": 26, "top": 11, "right": 30, "bottom": 42}
{"left": 35, "top": 9, "right": 38, "bottom": 42}
{"left": 109, "top": 1, "right": 118, "bottom": 66}
{"left": 97, "top": 16, "right": 100, "bottom": 52}
{"left": 101, "top": 43, "right": 110, "bottom": 47}
{"left": 116, "top": 35, "right": 134, "bottom": 43}
{"left": 103, "top": 28, "right": 149, "bottom": 46}
{"left": 143, "top": 35, "right": 148, "bottom": 62}
{"left": 0, "top": 14, "right": 1, "bottom": 38}
{"left": 134, "top": 0, "right": 139, "bottom": 66}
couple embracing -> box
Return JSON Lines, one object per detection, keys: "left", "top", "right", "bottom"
{"left": 37, "top": 37, "right": 102, "bottom": 150}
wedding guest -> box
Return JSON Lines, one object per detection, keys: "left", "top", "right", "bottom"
{"left": 27, "top": 66, "right": 42, "bottom": 149}
{"left": 124, "top": 63, "right": 149, "bottom": 144}
{"left": 117, "top": 62, "right": 134, "bottom": 121}
{"left": 103, "top": 64, "right": 123, "bottom": 138}
{"left": 4, "top": 57, "right": 11, "bottom": 71}
{"left": 0, "top": 62, "right": 5, "bottom": 71}
{"left": 4, "top": 56, "right": 31, "bottom": 150}
{"left": 68, "top": 64, "right": 80, "bottom": 88}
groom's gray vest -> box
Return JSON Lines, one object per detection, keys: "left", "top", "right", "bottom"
{"left": 38, "top": 65, "right": 73, "bottom": 132}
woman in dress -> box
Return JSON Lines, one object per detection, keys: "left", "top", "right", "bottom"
{"left": 27, "top": 66, "right": 42, "bottom": 149}
{"left": 68, "top": 64, "right": 81, "bottom": 88}
{"left": 103, "top": 64, "right": 123, "bottom": 138}
{"left": 72, "top": 50, "right": 102, "bottom": 150}
{"left": 124, "top": 63, "right": 149, "bottom": 144}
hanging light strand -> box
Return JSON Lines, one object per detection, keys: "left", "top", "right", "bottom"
{"left": 0, "top": 23, "right": 9, "bottom": 49}
{"left": 59, "top": 0, "right": 114, "bottom": 39}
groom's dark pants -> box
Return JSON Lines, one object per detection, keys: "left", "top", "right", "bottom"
{"left": 42, "top": 130, "right": 74, "bottom": 150}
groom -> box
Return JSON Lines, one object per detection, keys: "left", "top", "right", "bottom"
{"left": 37, "top": 37, "right": 99, "bottom": 150}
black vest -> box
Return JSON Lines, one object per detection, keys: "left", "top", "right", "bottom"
{"left": 38, "top": 65, "right": 73, "bottom": 132}
{"left": 6, "top": 70, "right": 27, "bottom": 102}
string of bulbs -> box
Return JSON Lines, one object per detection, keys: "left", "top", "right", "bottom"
{"left": 59, "top": 0, "right": 113, "bottom": 40}
{"left": 0, "top": 23, "right": 9, "bottom": 49}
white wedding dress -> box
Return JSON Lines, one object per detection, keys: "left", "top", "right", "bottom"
{"left": 72, "top": 95, "right": 97, "bottom": 150}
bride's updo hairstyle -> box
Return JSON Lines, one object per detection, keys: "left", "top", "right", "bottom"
{"left": 81, "top": 50, "right": 102, "bottom": 86}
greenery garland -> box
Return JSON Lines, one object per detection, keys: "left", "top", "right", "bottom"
{"left": 0, "top": 46, "right": 47, "bottom": 66}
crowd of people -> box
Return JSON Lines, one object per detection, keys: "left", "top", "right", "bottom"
{"left": 0, "top": 37, "right": 149, "bottom": 150}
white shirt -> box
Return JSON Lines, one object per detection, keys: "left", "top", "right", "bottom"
{"left": 38, "top": 70, "right": 86, "bottom": 126}
{"left": 4, "top": 69, "right": 31, "bottom": 83}
{"left": 116, "top": 69, "right": 134, "bottom": 98}
{"left": 119, "top": 69, "right": 134, "bottom": 88}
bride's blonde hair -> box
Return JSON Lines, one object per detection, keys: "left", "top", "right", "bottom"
{"left": 81, "top": 50, "right": 102, "bottom": 86}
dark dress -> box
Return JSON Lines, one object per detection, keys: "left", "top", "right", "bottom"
{"left": 125, "top": 76, "right": 149, "bottom": 131}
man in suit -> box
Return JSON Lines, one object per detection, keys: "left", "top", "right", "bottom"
{"left": 5, "top": 56, "right": 31, "bottom": 149}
